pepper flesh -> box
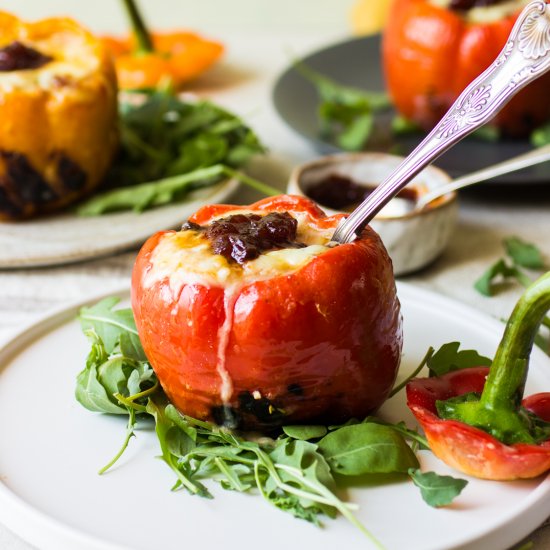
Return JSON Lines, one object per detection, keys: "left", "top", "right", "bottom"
{"left": 382, "top": 0, "right": 550, "bottom": 137}
{"left": 131, "top": 195, "right": 402, "bottom": 430}
{"left": 407, "top": 272, "right": 550, "bottom": 480}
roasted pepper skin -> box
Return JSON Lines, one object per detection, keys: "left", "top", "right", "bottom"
{"left": 407, "top": 369, "right": 550, "bottom": 480}
{"left": 132, "top": 195, "right": 402, "bottom": 430}
{"left": 0, "top": 12, "right": 118, "bottom": 220}
{"left": 382, "top": 0, "right": 550, "bottom": 137}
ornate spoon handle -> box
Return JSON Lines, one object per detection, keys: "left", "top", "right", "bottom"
{"left": 332, "top": 0, "right": 550, "bottom": 244}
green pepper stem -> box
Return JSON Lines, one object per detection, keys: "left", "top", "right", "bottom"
{"left": 121, "top": 0, "right": 154, "bottom": 53}
{"left": 480, "top": 271, "right": 550, "bottom": 411}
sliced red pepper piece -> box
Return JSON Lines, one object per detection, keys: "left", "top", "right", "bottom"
{"left": 407, "top": 272, "right": 550, "bottom": 480}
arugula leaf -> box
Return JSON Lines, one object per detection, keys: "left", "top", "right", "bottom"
{"left": 282, "top": 425, "right": 328, "bottom": 440}
{"left": 76, "top": 298, "right": 158, "bottom": 472}
{"left": 77, "top": 91, "right": 269, "bottom": 215}
{"left": 77, "top": 164, "right": 279, "bottom": 216}
{"left": 475, "top": 238, "right": 546, "bottom": 296}
{"left": 474, "top": 237, "right": 549, "bottom": 354}
{"left": 294, "top": 61, "right": 390, "bottom": 151}
{"left": 531, "top": 122, "right": 550, "bottom": 147}
{"left": 74, "top": 297, "right": 467, "bottom": 542}
{"left": 75, "top": 332, "right": 127, "bottom": 415}
{"left": 474, "top": 258, "right": 530, "bottom": 297}
{"left": 504, "top": 237, "right": 545, "bottom": 270}
{"left": 79, "top": 297, "right": 141, "bottom": 355}
{"left": 408, "top": 469, "right": 468, "bottom": 507}
{"left": 318, "top": 423, "right": 419, "bottom": 475}
{"left": 427, "top": 342, "right": 492, "bottom": 377}
{"left": 391, "top": 115, "right": 421, "bottom": 136}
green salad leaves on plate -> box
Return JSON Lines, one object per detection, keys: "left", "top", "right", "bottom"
{"left": 77, "top": 90, "right": 276, "bottom": 216}
{"left": 76, "top": 297, "right": 469, "bottom": 547}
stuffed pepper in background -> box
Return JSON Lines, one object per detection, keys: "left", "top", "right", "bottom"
{"left": 0, "top": 11, "right": 118, "bottom": 220}
{"left": 407, "top": 271, "right": 550, "bottom": 480}
{"left": 132, "top": 195, "right": 402, "bottom": 431}
{"left": 383, "top": 0, "right": 550, "bottom": 137}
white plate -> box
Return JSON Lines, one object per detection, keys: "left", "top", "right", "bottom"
{"left": 0, "top": 283, "right": 549, "bottom": 550}
{"left": 0, "top": 179, "right": 239, "bottom": 269}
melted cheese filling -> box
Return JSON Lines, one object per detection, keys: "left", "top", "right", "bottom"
{"left": 144, "top": 210, "right": 334, "bottom": 297}
{"left": 0, "top": 34, "right": 99, "bottom": 92}
{"left": 429, "top": 0, "right": 529, "bottom": 23}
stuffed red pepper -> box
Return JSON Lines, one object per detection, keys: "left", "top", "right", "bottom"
{"left": 132, "top": 195, "right": 402, "bottom": 430}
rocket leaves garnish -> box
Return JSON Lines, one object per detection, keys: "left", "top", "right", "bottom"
{"left": 76, "top": 90, "right": 274, "bottom": 215}
{"left": 317, "top": 423, "right": 419, "bottom": 475}
{"left": 75, "top": 297, "right": 468, "bottom": 543}
{"left": 427, "top": 342, "right": 492, "bottom": 377}
{"left": 408, "top": 469, "right": 468, "bottom": 508}
{"left": 293, "top": 61, "right": 391, "bottom": 151}
{"left": 475, "top": 237, "right": 547, "bottom": 297}
{"left": 475, "top": 237, "right": 549, "bottom": 353}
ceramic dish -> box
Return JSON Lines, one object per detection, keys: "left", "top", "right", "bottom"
{"left": 0, "top": 284, "right": 549, "bottom": 550}
{"left": 287, "top": 153, "right": 458, "bottom": 276}
{"left": 0, "top": 178, "right": 239, "bottom": 269}
{"left": 272, "top": 35, "right": 550, "bottom": 186}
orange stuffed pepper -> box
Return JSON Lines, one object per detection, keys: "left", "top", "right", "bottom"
{"left": 0, "top": 12, "right": 118, "bottom": 220}
{"left": 382, "top": 0, "right": 550, "bottom": 137}
{"left": 132, "top": 195, "right": 402, "bottom": 430}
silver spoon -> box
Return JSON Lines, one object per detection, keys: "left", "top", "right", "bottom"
{"left": 332, "top": 0, "right": 550, "bottom": 243}
{"left": 412, "top": 143, "right": 550, "bottom": 211}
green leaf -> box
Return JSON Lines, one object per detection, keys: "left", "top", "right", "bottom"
{"left": 267, "top": 438, "right": 337, "bottom": 521}
{"left": 75, "top": 335, "right": 127, "bottom": 414}
{"left": 504, "top": 237, "right": 545, "bottom": 270}
{"left": 146, "top": 396, "right": 211, "bottom": 498}
{"left": 318, "top": 423, "right": 419, "bottom": 475}
{"left": 427, "top": 342, "right": 492, "bottom": 377}
{"left": 408, "top": 469, "right": 468, "bottom": 507}
{"left": 531, "top": 122, "right": 550, "bottom": 147}
{"left": 79, "top": 298, "right": 139, "bottom": 354}
{"left": 294, "top": 60, "right": 390, "bottom": 151}
{"left": 282, "top": 425, "right": 328, "bottom": 440}
{"left": 391, "top": 115, "right": 421, "bottom": 136}
{"left": 337, "top": 113, "right": 374, "bottom": 151}
{"left": 77, "top": 91, "right": 266, "bottom": 216}
{"left": 472, "top": 125, "right": 500, "bottom": 142}
{"left": 474, "top": 259, "right": 528, "bottom": 297}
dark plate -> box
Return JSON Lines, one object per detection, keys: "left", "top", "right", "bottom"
{"left": 272, "top": 35, "right": 550, "bottom": 185}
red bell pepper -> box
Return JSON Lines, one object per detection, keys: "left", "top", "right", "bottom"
{"left": 407, "top": 272, "right": 550, "bottom": 480}
{"left": 382, "top": 0, "right": 550, "bottom": 137}
{"left": 131, "top": 195, "right": 402, "bottom": 430}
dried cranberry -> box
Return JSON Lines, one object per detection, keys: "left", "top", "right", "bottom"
{"left": 0, "top": 41, "right": 53, "bottom": 71}
{"left": 192, "top": 211, "right": 305, "bottom": 264}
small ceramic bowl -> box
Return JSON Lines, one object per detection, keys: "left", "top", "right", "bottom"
{"left": 287, "top": 152, "right": 458, "bottom": 276}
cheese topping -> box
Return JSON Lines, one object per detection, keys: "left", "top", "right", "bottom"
{"left": 0, "top": 35, "right": 100, "bottom": 92}
{"left": 143, "top": 211, "right": 334, "bottom": 297}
